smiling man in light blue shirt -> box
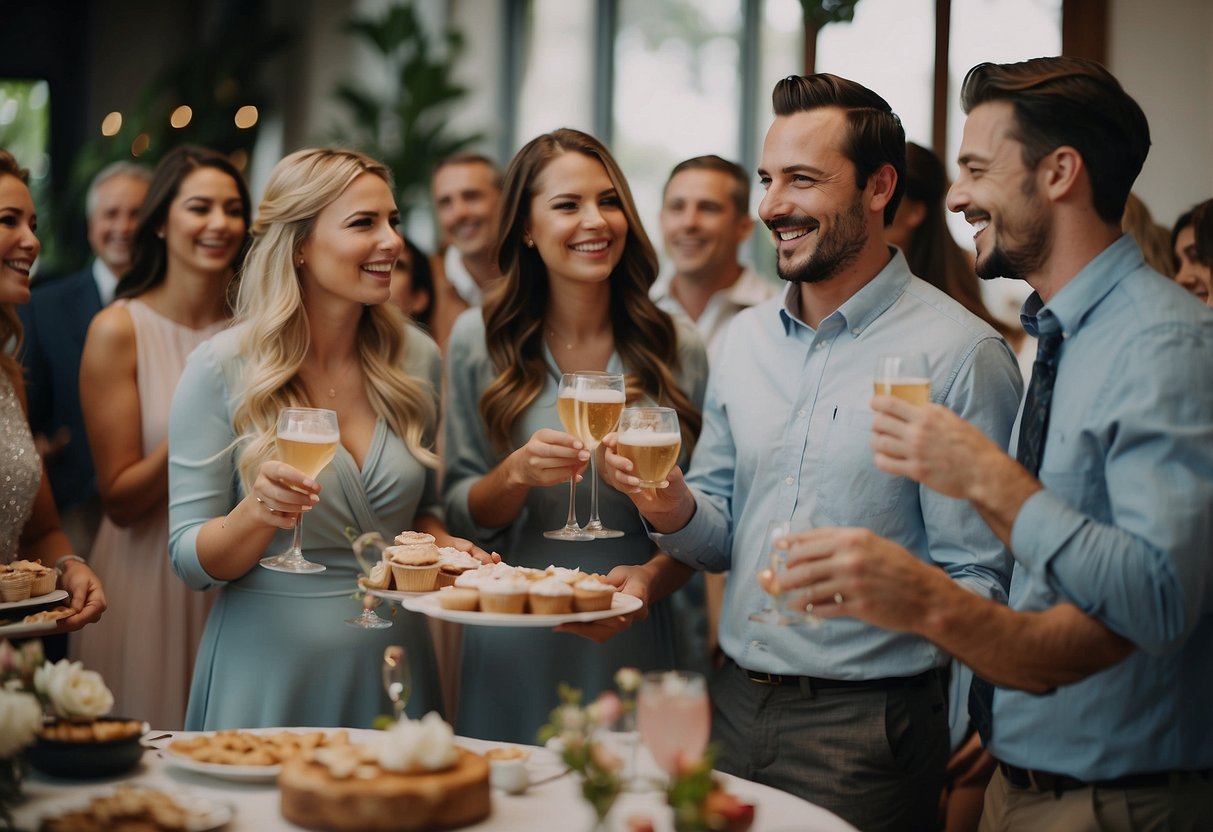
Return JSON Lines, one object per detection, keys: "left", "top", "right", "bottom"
{"left": 603, "top": 74, "right": 1022, "bottom": 832}
{"left": 793, "top": 57, "right": 1213, "bottom": 832}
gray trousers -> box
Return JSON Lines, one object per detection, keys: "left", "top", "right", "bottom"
{"left": 710, "top": 658, "right": 949, "bottom": 832}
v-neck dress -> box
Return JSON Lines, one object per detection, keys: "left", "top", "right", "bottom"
{"left": 443, "top": 310, "right": 709, "bottom": 743}
{"left": 72, "top": 299, "right": 226, "bottom": 730}
{"left": 167, "top": 323, "right": 444, "bottom": 730}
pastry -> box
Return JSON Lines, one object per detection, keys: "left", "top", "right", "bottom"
{"left": 436, "top": 548, "right": 480, "bottom": 588}
{"left": 278, "top": 713, "right": 490, "bottom": 831}
{"left": 436, "top": 587, "right": 479, "bottom": 612}
{"left": 477, "top": 577, "right": 529, "bottom": 614}
{"left": 385, "top": 543, "right": 440, "bottom": 592}
{"left": 572, "top": 578, "right": 615, "bottom": 612}
{"left": 528, "top": 577, "right": 573, "bottom": 615}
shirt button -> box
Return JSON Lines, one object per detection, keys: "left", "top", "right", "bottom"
{"left": 815, "top": 342, "right": 825, "bottom": 351}
{"left": 784, "top": 476, "right": 794, "bottom": 486}
{"left": 798, "top": 409, "right": 806, "bottom": 418}
{"left": 751, "top": 640, "right": 761, "bottom": 648}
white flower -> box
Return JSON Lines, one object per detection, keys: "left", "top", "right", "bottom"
{"left": 33, "top": 659, "right": 113, "bottom": 720}
{"left": 0, "top": 689, "right": 43, "bottom": 757}
{"left": 614, "top": 667, "right": 641, "bottom": 694}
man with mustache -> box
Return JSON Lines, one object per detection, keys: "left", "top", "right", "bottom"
{"left": 601, "top": 74, "right": 1022, "bottom": 832}
{"left": 785, "top": 58, "right": 1213, "bottom": 830}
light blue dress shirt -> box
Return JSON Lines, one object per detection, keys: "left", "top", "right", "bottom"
{"left": 652, "top": 250, "right": 1023, "bottom": 680}
{"left": 993, "top": 235, "right": 1213, "bottom": 779}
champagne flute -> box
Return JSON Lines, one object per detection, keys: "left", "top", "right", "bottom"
{"left": 383, "top": 645, "right": 411, "bottom": 721}
{"left": 636, "top": 670, "right": 710, "bottom": 780}
{"left": 344, "top": 592, "right": 392, "bottom": 629}
{"left": 574, "top": 371, "right": 626, "bottom": 539}
{"left": 874, "top": 353, "right": 931, "bottom": 405}
{"left": 259, "top": 407, "right": 339, "bottom": 574}
{"left": 616, "top": 407, "right": 681, "bottom": 488}
{"left": 544, "top": 374, "right": 595, "bottom": 541}
{"left": 750, "top": 522, "right": 821, "bottom": 626}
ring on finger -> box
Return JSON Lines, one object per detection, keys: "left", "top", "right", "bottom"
{"left": 833, "top": 592, "right": 845, "bottom": 605}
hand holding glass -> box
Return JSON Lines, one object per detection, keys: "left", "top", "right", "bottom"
{"left": 616, "top": 407, "right": 681, "bottom": 488}
{"left": 874, "top": 353, "right": 931, "bottom": 405}
{"left": 259, "top": 407, "right": 339, "bottom": 574}
{"left": 750, "top": 522, "right": 821, "bottom": 626}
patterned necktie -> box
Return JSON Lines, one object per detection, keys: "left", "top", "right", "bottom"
{"left": 968, "top": 328, "right": 1065, "bottom": 744}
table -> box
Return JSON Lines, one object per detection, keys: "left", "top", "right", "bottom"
{"left": 14, "top": 729, "right": 857, "bottom": 831}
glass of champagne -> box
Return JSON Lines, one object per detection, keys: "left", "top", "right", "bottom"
{"left": 259, "top": 407, "right": 339, "bottom": 574}
{"left": 749, "top": 521, "right": 821, "bottom": 626}
{"left": 345, "top": 592, "right": 392, "bottom": 630}
{"left": 874, "top": 353, "right": 931, "bottom": 405}
{"left": 636, "top": 670, "right": 710, "bottom": 780}
{"left": 574, "top": 371, "right": 626, "bottom": 539}
{"left": 544, "top": 374, "right": 595, "bottom": 541}
{"left": 616, "top": 407, "right": 681, "bottom": 488}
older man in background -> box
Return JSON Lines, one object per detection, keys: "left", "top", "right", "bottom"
{"left": 19, "top": 161, "right": 151, "bottom": 559}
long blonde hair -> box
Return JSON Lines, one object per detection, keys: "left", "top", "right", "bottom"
{"left": 481, "top": 128, "right": 701, "bottom": 454}
{"left": 231, "top": 148, "right": 437, "bottom": 489}
{"left": 0, "top": 150, "right": 31, "bottom": 387}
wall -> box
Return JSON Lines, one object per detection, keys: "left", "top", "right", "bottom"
{"left": 1108, "top": 0, "right": 1213, "bottom": 228}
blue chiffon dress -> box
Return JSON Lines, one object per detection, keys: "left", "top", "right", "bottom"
{"left": 167, "top": 324, "right": 444, "bottom": 730}
{"left": 443, "top": 310, "right": 708, "bottom": 743}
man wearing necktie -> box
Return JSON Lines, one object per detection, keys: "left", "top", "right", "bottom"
{"left": 781, "top": 56, "right": 1213, "bottom": 831}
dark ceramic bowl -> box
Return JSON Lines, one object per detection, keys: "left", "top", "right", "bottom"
{"left": 26, "top": 717, "right": 148, "bottom": 779}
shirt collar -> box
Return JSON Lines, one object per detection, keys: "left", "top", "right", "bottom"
{"left": 778, "top": 248, "right": 911, "bottom": 337}
{"left": 652, "top": 264, "right": 768, "bottom": 309}
{"left": 443, "top": 246, "right": 482, "bottom": 307}
{"left": 92, "top": 258, "right": 119, "bottom": 306}
{"left": 1019, "top": 234, "right": 1140, "bottom": 339}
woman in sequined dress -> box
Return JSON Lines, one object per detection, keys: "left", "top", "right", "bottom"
{"left": 0, "top": 147, "right": 106, "bottom": 628}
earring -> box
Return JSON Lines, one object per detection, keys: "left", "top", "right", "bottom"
{"left": 157, "top": 230, "right": 166, "bottom": 240}
{"left": 524, "top": 238, "right": 534, "bottom": 248}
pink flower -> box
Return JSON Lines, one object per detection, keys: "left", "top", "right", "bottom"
{"left": 590, "top": 691, "right": 622, "bottom": 727}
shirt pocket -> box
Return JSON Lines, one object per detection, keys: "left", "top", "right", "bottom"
{"left": 816, "top": 406, "right": 904, "bottom": 525}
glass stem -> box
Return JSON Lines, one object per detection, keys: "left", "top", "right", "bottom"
{"left": 288, "top": 511, "right": 304, "bottom": 558}
{"left": 587, "top": 452, "right": 602, "bottom": 528}
{"left": 563, "top": 475, "right": 580, "bottom": 530}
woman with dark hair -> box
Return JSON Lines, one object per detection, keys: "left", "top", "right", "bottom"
{"left": 1191, "top": 198, "right": 1213, "bottom": 307}
{"left": 388, "top": 235, "right": 435, "bottom": 330}
{"left": 443, "top": 128, "right": 708, "bottom": 742}
{"left": 0, "top": 147, "right": 106, "bottom": 630}
{"left": 74, "top": 145, "right": 249, "bottom": 730}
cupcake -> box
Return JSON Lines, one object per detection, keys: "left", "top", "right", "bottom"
{"left": 478, "top": 577, "right": 530, "bottom": 614}
{"left": 436, "top": 587, "right": 479, "bottom": 612}
{"left": 436, "top": 548, "right": 481, "bottom": 588}
{"left": 528, "top": 577, "right": 574, "bottom": 615}
{"left": 362, "top": 559, "right": 393, "bottom": 590}
{"left": 572, "top": 578, "right": 615, "bottom": 612}
{"left": 12, "top": 560, "right": 56, "bottom": 596}
{"left": 386, "top": 544, "right": 440, "bottom": 592}
{"left": 545, "top": 565, "right": 583, "bottom": 585}
{"left": 394, "top": 531, "right": 436, "bottom": 547}
{"left": 0, "top": 571, "right": 34, "bottom": 603}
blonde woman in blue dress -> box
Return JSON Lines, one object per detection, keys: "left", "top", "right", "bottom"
{"left": 443, "top": 128, "right": 709, "bottom": 742}
{"left": 168, "top": 148, "right": 489, "bottom": 730}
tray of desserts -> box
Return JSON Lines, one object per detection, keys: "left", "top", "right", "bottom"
{"left": 0, "top": 588, "right": 67, "bottom": 612}
{"left": 37, "top": 786, "right": 233, "bottom": 832}
{"left": 0, "top": 605, "right": 74, "bottom": 637}
{"left": 402, "top": 590, "right": 641, "bottom": 627}
{"left": 163, "top": 729, "right": 351, "bottom": 783}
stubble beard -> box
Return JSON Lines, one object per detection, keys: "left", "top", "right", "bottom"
{"left": 774, "top": 196, "right": 868, "bottom": 285}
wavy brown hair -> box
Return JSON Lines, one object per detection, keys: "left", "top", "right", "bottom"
{"left": 480, "top": 128, "right": 701, "bottom": 454}
{"left": 0, "top": 149, "right": 31, "bottom": 386}
{"left": 231, "top": 148, "right": 437, "bottom": 490}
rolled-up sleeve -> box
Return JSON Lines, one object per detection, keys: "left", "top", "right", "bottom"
{"left": 926, "top": 335, "right": 1021, "bottom": 601}
{"left": 167, "top": 340, "right": 235, "bottom": 592}
{"left": 1012, "top": 323, "right": 1213, "bottom": 653}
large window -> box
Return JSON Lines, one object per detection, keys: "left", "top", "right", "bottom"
{"left": 0, "top": 79, "right": 52, "bottom": 269}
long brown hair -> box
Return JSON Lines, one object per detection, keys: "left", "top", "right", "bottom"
{"left": 480, "top": 128, "right": 700, "bottom": 454}
{"left": 901, "top": 142, "right": 1014, "bottom": 340}
{"left": 0, "top": 149, "right": 31, "bottom": 385}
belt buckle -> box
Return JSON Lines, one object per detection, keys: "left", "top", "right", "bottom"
{"left": 748, "top": 671, "right": 783, "bottom": 685}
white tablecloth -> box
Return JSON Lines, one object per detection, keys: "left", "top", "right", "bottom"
{"left": 14, "top": 729, "right": 857, "bottom": 831}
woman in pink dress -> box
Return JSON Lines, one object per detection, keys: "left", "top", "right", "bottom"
{"left": 73, "top": 146, "right": 250, "bottom": 729}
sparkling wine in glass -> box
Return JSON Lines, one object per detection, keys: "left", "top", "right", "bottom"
{"left": 259, "top": 407, "right": 339, "bottom": 574}
{"left": 874, "top": 353, "right": 931, "bottom": 405}
{"left": 750, "top": 521, "right": 822, "bottom": 626}
{"left": 544, "top": 374, "right": 595, "bottom": 541}
{"left": 637, "top": 670, "right": 710, "bottom": 779}
{"left": 383, "top": 645, "right": 411, "bottom": 721}
{"left": 616, "top": 407, "right": 681, "bottom": 488}
{"left": 574, "top": 371, "right": 626, "bottom": 539}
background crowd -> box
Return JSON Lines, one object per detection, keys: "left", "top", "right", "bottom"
{"left": 2, "top": 34, "right": 1212, "bottom": 832}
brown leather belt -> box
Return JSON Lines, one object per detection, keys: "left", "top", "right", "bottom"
{"left": 998, "top": 761, "right": 1212, "bottom": 793}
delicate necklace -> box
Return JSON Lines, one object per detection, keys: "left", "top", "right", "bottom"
{"left": 546, "top": 324, "right": 578, "bottom": 351}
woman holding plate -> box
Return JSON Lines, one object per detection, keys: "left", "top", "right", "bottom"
{"left": 168, "top": 148, "right": 487, "bottom": 730}
{"left": 443, "top": 128, "right": 707, "bottom": 743}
